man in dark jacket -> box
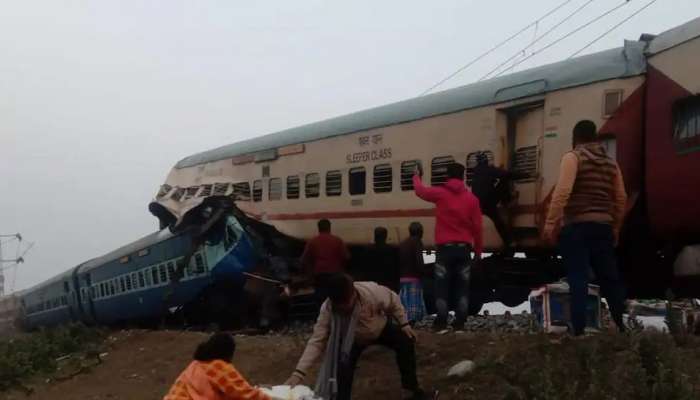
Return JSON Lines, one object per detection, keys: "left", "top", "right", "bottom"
{"left": 364, "top": 227, "right": 400, "bottom": 293}
{"left": 471, "top": 152, "right": 528, "bottom": 254}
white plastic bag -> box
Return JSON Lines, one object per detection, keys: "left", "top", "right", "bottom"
{"left": 261, "top": 385, "right": 318, "bottom": 400}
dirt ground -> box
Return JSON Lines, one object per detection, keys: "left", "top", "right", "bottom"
{"left": 4, "top": 328, "right": 700, "bottom": 400}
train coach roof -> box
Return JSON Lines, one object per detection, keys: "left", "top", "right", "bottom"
{"left": 647, "top": 16, "right": 700, "bottom": 55}
{"left": 175, "top": 41, "right": 646, "bottom": 169}
{"left": 21, "top": 268, "right": 76, "bottom": 295}
{"left": 21, "top": 229, "right": 173, "bottom": 296}
{"left": 80, "top": 229, "right": 174, "bottom": 273}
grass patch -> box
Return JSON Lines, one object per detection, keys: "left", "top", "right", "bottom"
{"left": 0, "top": 323, "right": 106, "bottom": 392}
{"left": 461, "top": 331, "right": 700, "bottom": 400}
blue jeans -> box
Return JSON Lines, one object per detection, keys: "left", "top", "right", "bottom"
{"left": 434, "top": 244, "right": 472, "bottom": 327}
{"left": 559, "top": 222, "right": 626, "bottom": 335}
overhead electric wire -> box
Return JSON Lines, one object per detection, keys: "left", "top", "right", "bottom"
{"left": 419, "top": 0, "right": 576, "bottom": 96}
{"left": 489, "top": 0, "right": 632, "bottom": 79}
{"left": 568, "top": 0, "right": 660, "bottom": 58}
{"left": 479, "top": 0, "right": 597, "bottom": 81}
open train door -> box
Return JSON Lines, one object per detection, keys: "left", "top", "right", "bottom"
{"left": 506, "top": 103, "right": 544, "bottom": 246}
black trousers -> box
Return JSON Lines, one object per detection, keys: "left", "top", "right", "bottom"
{"left": 313, "top": 273, "right": 335, "bottom": 305}
{"left": 337, "top": 322, "right": 419, "bottom": 400}
{"left": 559, "top": 222, "right": 626, "bottom": 335}
{"left": 482, "top": 205, "right": 510, "bottom": 248}
{"left": 435, "top": 244, "right": 472, "bottom": 327}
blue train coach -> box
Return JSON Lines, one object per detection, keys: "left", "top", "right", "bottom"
{"left": 20, "top": 200, "right": 260, "bottom": 329}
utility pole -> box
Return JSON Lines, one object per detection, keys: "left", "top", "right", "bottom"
{"left": 0, "top": 233, "right": 25, "bottom": 297}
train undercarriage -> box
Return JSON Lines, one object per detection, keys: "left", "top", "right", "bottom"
{"left": 146, "top": 200, "right": 697, "bottom": 331}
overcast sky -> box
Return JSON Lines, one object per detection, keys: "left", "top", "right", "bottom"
{"left": 2, "top": 1, "right": 699, "bottom": 292}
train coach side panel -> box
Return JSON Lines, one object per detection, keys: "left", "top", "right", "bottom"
{"left": 646, "top": 35, "right": 700, "bottom": 242}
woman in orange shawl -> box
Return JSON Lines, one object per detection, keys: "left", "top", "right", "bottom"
{"left": 164, "top": 333, "right": 270, "bottom": 400}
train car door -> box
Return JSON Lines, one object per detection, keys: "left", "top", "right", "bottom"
{"left": 63, "top": 280, "right": 77, "bottom": 322}
{"left": 507, "top": 104, "right": 544, "bottom": 241}
{"left": 82, "top": 272, "right": 98, "bottom": 324}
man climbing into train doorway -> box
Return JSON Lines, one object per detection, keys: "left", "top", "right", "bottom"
{"left": 412, "top": 162, "right": 483, "bottom": 331}
{"left": 542, "top": 120, "right": 627, "bottom": 336}
{"left": 471, "top": 152, "right": 528, "bottom": 256}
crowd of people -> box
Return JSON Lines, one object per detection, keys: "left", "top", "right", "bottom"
{"left": 164, "top": 119, "right": 629, "bottom": 399}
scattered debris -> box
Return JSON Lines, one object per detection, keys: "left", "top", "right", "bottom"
{"left": 447, "top": 360, "right": 475, "bottom": 378}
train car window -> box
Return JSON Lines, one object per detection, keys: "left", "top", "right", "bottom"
{"left": 120, "top": 277, "right": 126, "bottom": 293}
{"left": 171, "top": 187, "right": 185, "bottom": 202}
{"left": 184, "top": 186, "right": 199, "bottom": 200}
{"left": 144, "top": 269, "right": 152, "bottom": 287}
{"left": 198, "top": 184, "right": 213, "bottom": 198}
{"left": 287, "top": 176, "right": 300, "bottom": 199}
{"left": 138, "top": 271, "right": 146, "bottom": 288}
{"left": 431, "top": 156, "right": 455, "bottom": 186}
{"left": 253, "top": 180, "right": 263, "bottom": 202}
{"left": 182, "top": 261, "right": 189, "bottom": 278}
{"left": 305, "top": 173, "right": 320, "bottom": 198}
{"left": 157, "top": 184, "right": 173, "bottom": 198}
{"left": 167, "top": 262, "right": 176, "bottom": 281}
{"left": 125, "top": 275, "right": 132, "bottom": 291}
{"left": 603, "top": 89, "right": 623, "bottom": 118}
{"left": 110, "top": 281, "right": 116, "bottom": 296}
{"left": 152, "top": 267, "right": 159, "bottom": 285}
{"left": 465, "top": 151, "right": 495, "bottom": 186}
{"left": 159, "top": 264, "right": 167, "bottom": 283}
{"left": 512, "top": 146, "right": 538, "bottom": 182}
{"left": 326, "top": 170, "right": 342, "bottom": 196}
{"left": 224, "top": 224, "right": 238, "bottom": 251}
{"left": 213, "top": 182, "right": 230, "bottom": 196}
{"left": 674, "top": 95, "right": 700, "bottom": 153}
{"left": 401, "top": 160, "right": 422, "bottom": 191}
{"left": 233, "top": 182, "right": 251, "bottom": 201}
{"left": 64, "top": 281, "right": 70, "bottom": 293}
{"left": 373, "top": 164, "right": 392, "bottom": 193}
{"left": 349, "top": 167, "right": 366, "bottom": 195}
{"left": 269, "top": 178, "right": 282, "bottom": 201}
{"left": 100, "top": 284, "right": 105, "bottom": 298}
{"left": 195, "top": 254, "right": 206, "bottom": 274}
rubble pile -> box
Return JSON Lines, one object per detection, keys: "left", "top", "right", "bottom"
{"left": 415, "top": 312, "right": 536, "bottom": 334}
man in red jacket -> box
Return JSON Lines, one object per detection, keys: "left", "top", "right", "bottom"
{"left": 413, "top": 162, "right": 483, "bottom": 330}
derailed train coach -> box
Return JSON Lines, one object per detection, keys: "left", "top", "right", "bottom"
{"left": 19, "top": 198, "right": 268, "bottom": 330}
{"left": 152, "top": 17, "right": 700, "bottom": 306}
